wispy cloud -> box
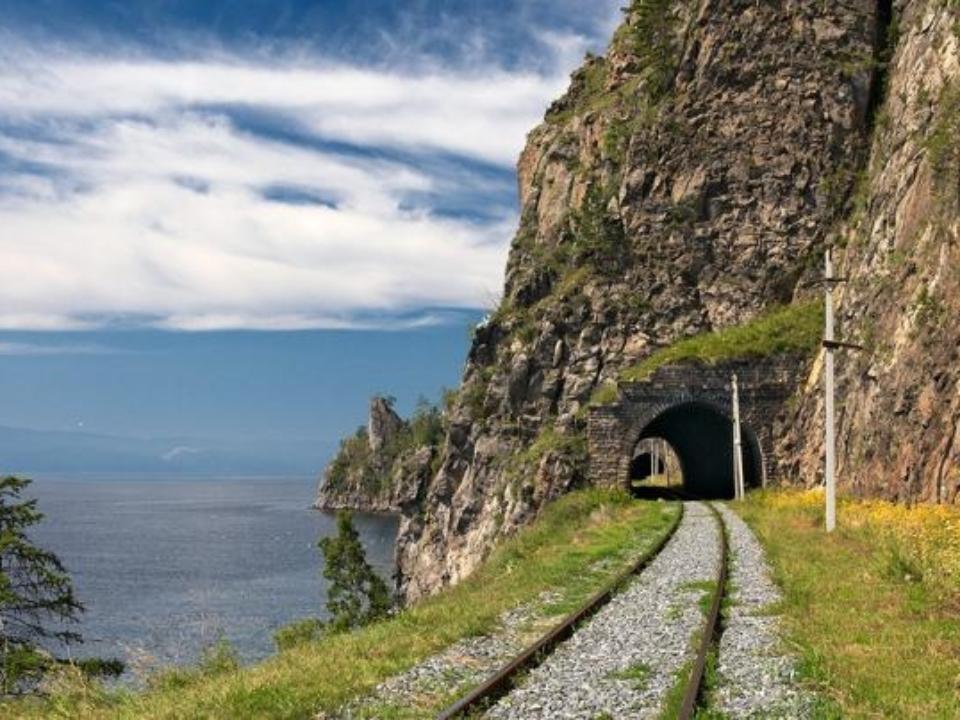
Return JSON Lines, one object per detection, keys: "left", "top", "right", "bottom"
{"left": 0, "top": 341, "right": 120, "bottom": 356}
{"left": 0, "top": 5, "right": 620, "bottom": 331}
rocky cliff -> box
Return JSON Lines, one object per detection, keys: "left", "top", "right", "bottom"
{"left": 781, "top": 0, "right": 960, "bottom": 502}
{"left": 322, "top": 0, "right": 959, "bottom": 603}
{"left": 393, "top": 0, "right": 883, "bottom": 602}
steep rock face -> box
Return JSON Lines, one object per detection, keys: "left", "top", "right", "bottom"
{"left": 396, "top": 0, "right": 880, "bottom": 601}
{"left": 782, "top": 0, "right": 960, "bottom": 502}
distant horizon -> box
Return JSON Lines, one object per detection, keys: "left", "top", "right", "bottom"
{"left": 0, "top": 324, "right": 478, "bottom": 476}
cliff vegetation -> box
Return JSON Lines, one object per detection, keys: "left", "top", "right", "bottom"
{"left": 617, "top": 300, "right": 823, "bottom": 387}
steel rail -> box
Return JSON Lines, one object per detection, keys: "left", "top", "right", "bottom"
{"left": 677, "top": 502, "right": 729, "bottom": 720}
{"left": 435, "top": 500, "right": 686, "bottom": 720}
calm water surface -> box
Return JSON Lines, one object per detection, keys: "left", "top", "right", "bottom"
{"left": 26, "top": 478, "right": 398, "bottom": 671}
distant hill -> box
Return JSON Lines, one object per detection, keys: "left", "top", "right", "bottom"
{"left": 0, "top": 424, "right": 330, "bottom": 476}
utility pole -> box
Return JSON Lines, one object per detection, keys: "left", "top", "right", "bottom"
{"left": 824, "top": 250, "right": 837, "bottom": 532}
{"left": 802, "top": 247, "right": 861, "bottom": 532}
{"left": 732, "top": 373, "right": 745, "bottom": 501}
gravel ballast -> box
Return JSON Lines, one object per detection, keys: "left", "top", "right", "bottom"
{"left": 328, "top": 598, "right": 554, "bottom": 719}
{"left": 485, "top": 502, "right": 721, "bottom": 719}
{"left": 712, "top": 503, "right": 814, "bottom": 718}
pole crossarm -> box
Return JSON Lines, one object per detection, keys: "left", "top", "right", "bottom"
{"left": 800, "top": 276, "right": 851, "bottom": 288}
{"left": 822, "top": 339, "right": 864, "bottom": 351}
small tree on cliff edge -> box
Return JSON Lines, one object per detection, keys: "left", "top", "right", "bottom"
{"left": 0, "top": 476, "right": 84, "bottom": 694}
{"left": 319, "top": 511, "right": 391, "bottom": 631}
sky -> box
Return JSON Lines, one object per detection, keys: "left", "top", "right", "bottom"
{"left": 0, "top": 0, "right": 623, "bottom": 473}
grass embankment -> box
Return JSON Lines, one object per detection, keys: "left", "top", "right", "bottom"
{"left": 589, "top": 301, "right": 824, "bottom": 407}
{"left": 5, "top": 490, "right": 679, "bottom": 720}
{"left": 622, "top": 301, "right": 824, "bottom": 383}
{"left": 736, "top": 490, "right": 960, "bottom": 719}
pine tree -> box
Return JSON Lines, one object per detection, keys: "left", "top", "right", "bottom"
{"left": 318, "top": 511, "right": 391, "bottom": 631}
{"left": 0, "top": 476, "right": 84, "bottom": 694}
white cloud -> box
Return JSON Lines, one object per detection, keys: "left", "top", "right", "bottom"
{"left": 0, "top": 54, "right": 567, "bottom": 165}
{"left": 0, "top": 341, "right": 118, "bottom": 355}
{"left": 0, "top": 43, "right": 580, "bottom": 330}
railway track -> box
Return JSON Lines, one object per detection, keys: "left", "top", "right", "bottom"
{"left": 437, "top": 497, "right": 729, "bottom": 720}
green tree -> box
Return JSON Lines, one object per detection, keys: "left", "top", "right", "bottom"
{"left": 0, "top": 476, "right": 84, "bottom": 694}
{"left": 318, "top": 511, "right": 391, "bottom": 631}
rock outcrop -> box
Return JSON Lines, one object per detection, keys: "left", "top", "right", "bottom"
{"left": 314, "top": 397, "right": 440, "bottom": 514}
{"left": 368, "top": 397, "right": 404, "bottom": 455}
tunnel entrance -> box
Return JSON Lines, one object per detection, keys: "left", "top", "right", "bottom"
{"left": 633, "top": 401, "right": 763, "bottom": 500}
{"left": 586, "top": 358, "right": 798, "bottom": 492}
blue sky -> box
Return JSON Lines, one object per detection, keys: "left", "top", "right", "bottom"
{"left": 0, "top": 0, "right": 621, "bottom": 471}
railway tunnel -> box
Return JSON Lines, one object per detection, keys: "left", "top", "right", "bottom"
{"left": 631, "top": 401, "right": 763, "bottom": 499}
{"left": 586, "top": 359, "right": 802, "bottom": 499}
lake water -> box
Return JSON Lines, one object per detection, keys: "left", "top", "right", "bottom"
{"left": 24, "top": 477, "right": 399, "bottom": 673}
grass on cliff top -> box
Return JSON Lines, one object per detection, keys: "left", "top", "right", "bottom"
{"left": 735, "top": 489, "right": 960, "bottom": 719}
{"left": 4, "top": 490, "right": 679, "bottom": 720}
{"left": 619, "top": 301, "right": 824, "bottom": 384}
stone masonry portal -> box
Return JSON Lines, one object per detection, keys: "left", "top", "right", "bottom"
{"left": 587, "top": 358, "right": 803, "bottom": 499}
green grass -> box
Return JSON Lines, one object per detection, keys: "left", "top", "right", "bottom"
{"left": 609, "top": 661, "right": 652, "bottom": 689}
{"left": 587, "top": 381, "right": 620, "bottom": 408}
{"left": 658, "top": 653, "right": 695, "bottom": 720}
{"left": 4, "top": 490, "right": 679, "bottom": 720}
{"left": 620, "top": 301, "right": 824, "bottom": 382}
{"left": 735, "top": 490, "right": 960, "bottom": 719}
{"left": 513, "top": 425, "right": 588, "bottom": 471}
{"left": 681, "top": 580, "right": 718, "bottom": 616}
{"left": 693, "top": 646, "right": 730, "bottom": 720}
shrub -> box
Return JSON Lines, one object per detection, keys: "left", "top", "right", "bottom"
{"left": 319, "top": 512, "right": 392, "bottom": 632}
{"left": 71, "top": 658, "right": 125, "bottom": 680}
{"left": 624, "top": 0, "right": 681, "bottom": 100}
{"left": 568, "top": 182, "right": 626, "bottom": 276}
{"left": 399, "top": 397, "right": 444, "bottom": 452}
{"left": 325, "top": 427, "right": 374, "bottom": 492}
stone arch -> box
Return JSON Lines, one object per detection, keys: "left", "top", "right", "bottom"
{"left": 586, "top": 358, "right": 801, "bottom": 496}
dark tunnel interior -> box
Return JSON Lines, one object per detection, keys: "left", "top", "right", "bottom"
{"left": 635, "top": 402, "right": 762, "bottom": 500}
{"left": 629, "top": 452, "right": 665, "bottom": 480}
